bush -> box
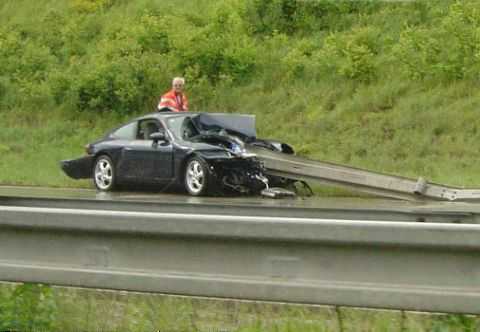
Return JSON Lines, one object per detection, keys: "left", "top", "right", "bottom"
{"left": 72, "top": 55, "right": 152, "bottom": 114}
{"left": 242, "top": 0, "right": 381, "bottom": 36}
{"left": 0, "top": 30, "right": 25, "bottom": 77}
{"left": 173, "top": 3, "right": 256, "bottom": 85}
{"left": 136, "top": 13, "right": 171, "bottom": 54}
{"left": 17, "top": 42, "right": 57, "bottom": 82}
{"left": 394, "top": 1, "right": 480, "bottom": 81}
{"left": 70, "top": 0, "right": 114, "bottom": 13}
{"left": 63, "top": 13, "right": 176, "bottom": 114}
{"left": 242, "top": 0, "right": 301, "bottom": 35}
{"left": 39, "top": 10, "right": 67, "bottom": 57}
{"left": 319, "top": 26, "right": 380, "bottom": 82}
{"left": 277, "top": 38, "right": 321, "bottom": 83}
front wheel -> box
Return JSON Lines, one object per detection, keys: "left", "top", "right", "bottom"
{"left": 184, "top": 156, "right": 211, "bottom": 196}
{"left": 93, "top": 155, "right": 116, "bottom": 191}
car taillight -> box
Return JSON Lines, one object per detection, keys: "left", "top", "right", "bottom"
{"left": 85, "top": 144, "right": 92, "bottom": 155}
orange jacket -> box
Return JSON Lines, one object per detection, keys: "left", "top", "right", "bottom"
{"left": 157, "top": 89, "right": 189, "bottom": 112}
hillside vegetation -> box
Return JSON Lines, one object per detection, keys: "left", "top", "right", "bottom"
{"left": 1, "top": 0, "right": 480, "bottom": 188}
{"left": 1, "top": 2, "right": 480, "bottom": 330}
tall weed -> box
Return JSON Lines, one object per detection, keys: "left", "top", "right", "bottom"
{"left": 0, "top": 283, "right": 57, "bottom": 331}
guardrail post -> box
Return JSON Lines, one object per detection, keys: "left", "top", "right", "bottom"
{"left": 335, "top": 306, "right": 344, "bottom": 332}
{"left": 400, "top": 310, "right": 407, "bottom": 332}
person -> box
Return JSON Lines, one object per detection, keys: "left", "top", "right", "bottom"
{"left": 157, "top": 77, "right": 189, "bottom": 112}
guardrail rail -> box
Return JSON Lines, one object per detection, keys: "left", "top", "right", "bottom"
{"left": 0, "top": 204, "right": 479, "bottom": 314}
{"left": 249, "top": 146, "right": 480, "bottom": 201}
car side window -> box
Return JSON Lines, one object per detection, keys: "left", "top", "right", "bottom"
{"left": 111, "top": 122, "right": 137, "bottom": 140}
{"left": 137, "top": 119, "right": 165, "bottom": 140}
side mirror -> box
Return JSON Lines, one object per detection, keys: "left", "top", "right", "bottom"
{"left": 150, "top": 131, "right": 168, "bottom": 143}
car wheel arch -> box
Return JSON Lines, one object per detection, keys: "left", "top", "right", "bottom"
{"left": 93, "top": 148, "right": 125, "bottom": 169}
{"left": 93, "top": 152, "right": 113, "bottom": 170}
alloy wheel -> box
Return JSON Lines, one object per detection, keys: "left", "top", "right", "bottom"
{"left": 94, "top": 157, "right": 114, "bottom": 190}
{"left": 186, "top": 159, "right": 205, "bottom": 195}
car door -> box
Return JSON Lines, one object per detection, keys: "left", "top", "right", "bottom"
{"left": 119, "top": 118, "right": 174, "bottom": 183}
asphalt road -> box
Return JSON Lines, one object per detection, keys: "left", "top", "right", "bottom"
{"left": 1, "top": 185, "right": 480, "bottom": 223}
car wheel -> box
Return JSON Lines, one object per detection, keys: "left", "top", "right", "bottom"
{"left": 93, "top": 155, "right": 116, "bottom": 191}
{"left": 184, "top": 156, "right": 210, "bottom": 196}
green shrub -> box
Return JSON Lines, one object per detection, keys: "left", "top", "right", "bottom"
{"left": 136, "top": 13, "right": 171, "bottom": 54}
{"left": 39, "top": 10, "right": 67, "bottom": 57}
{"left": 319, "top": 26, "right": 380, "bottom": 82}
{"left": 73, "top": 57, "right": 144, "bottom": 114}
{"left": 70, "top": 0, "right": 114, "bottom": 13}
{"left": 394, "top": 1, "right": 480, "bottom": 81}
{"left": 58, "top": 14, "right": 102, "bottom": 59}
{"left": 0, "top": 30, "right": 24, "bottom": 76}
{"left": 17, "top": 42, "right": 57, "bottom": 82}
{"left": 242, "top": 0, "right": 382, "bottom": 36}
{"left": 438, "top": 1, "right": 480, "bottom": 80}
{"left": 242, "top": 0, "right": 304, "bottom": 35}
{"left": 173, "top": 3, "right": 256, "bottom": 85}
{"left": 393, "top": 26, "right": 440, "bottom": 80}
{"left": 64, "top": 13, "right": 176, "bottom": 113}
{"left": 17, "top": 79, "right": 55, "bottom": 110}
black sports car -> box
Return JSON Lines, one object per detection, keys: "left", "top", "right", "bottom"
{"left": 61, "top": 112, "right": 296, "bottom": 196}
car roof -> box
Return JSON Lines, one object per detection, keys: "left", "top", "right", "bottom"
{"left": 105, "top": 111, "right": 257, "bottom": 139}
{"left": 134, "top": 112, "right": 189, "bottom": 121}
{"left": 136, "top": 111, "right": 257, "bottom": 138}
{"left": 136, "top": 111, "right": 243, "bottom": 121}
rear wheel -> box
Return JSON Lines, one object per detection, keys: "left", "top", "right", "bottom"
{"left": 93, "top": 155, "right": 116, "bottom": 191}
{"left": 184, "top": 156, "right": 211, "bottom": 196}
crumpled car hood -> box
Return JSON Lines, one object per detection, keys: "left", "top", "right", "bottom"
{"left": 180, "top": 133, "right": 253, "bottom": 159}
{"left": 193, "top": 113, "right": 257, "bottom": 139}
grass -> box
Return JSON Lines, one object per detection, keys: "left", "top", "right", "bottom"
{"left": 1, "top": 282, "right": 479, "bottom": 332}
{"left": 1, "top": 76, "right": 480, "bottom": 191}
{"left": 0, "top": 107, "right": 133, "bottom": 187}
{"left": 1, "top": 1, "right": 480, "bottom": 328}
{"left": 1, "top": 0, "right": 480, "bottom": 191}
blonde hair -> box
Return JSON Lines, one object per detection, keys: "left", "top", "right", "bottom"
{"left": 172, "top": 77, "right": 185, "bottom": 86}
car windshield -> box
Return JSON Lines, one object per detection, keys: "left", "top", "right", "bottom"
{"left": 167, "top": 115, "right": 201, "bottom": 140}
{"left": 167, "top": 113, "right": 257, "bottom": 141}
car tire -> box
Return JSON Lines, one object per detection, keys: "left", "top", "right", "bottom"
{"left": 184, "top": 156, "right": 211, "bottom": 196}
{"left": 93, "top": 155, "right": 116, "bottom": 191}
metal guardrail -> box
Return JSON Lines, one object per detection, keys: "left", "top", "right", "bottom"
{"left": 0, "top": 204, "right": 479, "bottom": 314}
{"left": 249, "top": 146, "right": 480, "bottom": 202}
{"left": 1, "top": 195, "right": 477, "bottom": 224}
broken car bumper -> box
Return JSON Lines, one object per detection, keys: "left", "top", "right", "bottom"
{"left": 60, "top": 156, "right": 94, "bottom": 179}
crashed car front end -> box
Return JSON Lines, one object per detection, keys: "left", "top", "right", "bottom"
{"left": 203, "top": 154, "right": 267, "bottom": 194}
{"left": 190, "top": 135, "right": 294, "bottom": 197}
{"left": 186, "top": 131, "right": 263, "bottom": 193}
